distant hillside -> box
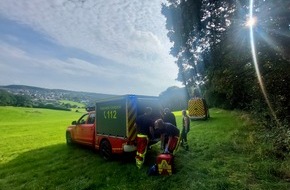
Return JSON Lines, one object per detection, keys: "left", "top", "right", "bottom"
{"left": 0, "top": 85, "right": 116, "bottom": 106}
{"left": 0, "top": 85, "right": 189, "bottom": 110}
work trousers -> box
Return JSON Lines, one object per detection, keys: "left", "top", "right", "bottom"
{"left": 135, "top": 134, "right": 149, "bottom": 169}
{"left": 181, "top": 128, "right": 189, "bottom": 150}
{"left": 168, "top": 136, "right": 180, "bottom": 155}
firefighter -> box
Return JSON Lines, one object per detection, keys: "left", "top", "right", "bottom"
{"left": 134, "top": 107, "right": 154, "bottom": 169}
{"left": 154, "top": 119, "right": 180, "bottom": 154}
{"left": 180, "top": 110, "right": 190, "bottom": 150}
{"left": 163, "top": 108, "right": 177, "bottom": 126}
{"left": 162, "top": 108, "right": 177, "bottom": 150}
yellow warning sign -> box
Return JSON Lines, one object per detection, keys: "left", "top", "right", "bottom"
{"left": 158, "top": 160, "right": 172, "bottom": 175}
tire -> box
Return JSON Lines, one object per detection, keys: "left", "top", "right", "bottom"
{"left": 66, "top": 132, "right": 73, "bottom": 145}
{"left": 100, "top": 140, "right": 112, "bottom": 161}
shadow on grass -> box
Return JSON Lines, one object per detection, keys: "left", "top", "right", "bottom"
{"left": 0, "top": 143, "right": 139, "bottom": 170}
{"left": 0, "top": 143, "right": 164, "bottom": 190}
{"left": 0, "top": 143, "right": 143, "bottom": 190}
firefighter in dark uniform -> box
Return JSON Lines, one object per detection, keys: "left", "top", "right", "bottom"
{"left": 163, "top": 108, "right": 177, "bottom": 126}
{"left": 154, "top": 119, "right": 180, "bottom": 154}
{"left": 161, "top": 108, "right": 177, "bottom": 150}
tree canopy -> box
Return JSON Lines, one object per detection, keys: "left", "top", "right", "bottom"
{"left": 162, "top": 0, "right": 290, "bottom": 128}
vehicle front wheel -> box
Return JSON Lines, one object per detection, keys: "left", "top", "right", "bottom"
{"left": 100, "top": 140, "right": 112, "bottom": 161}
{"left": 66, "top": 132, "right": 73, "bottom": 145}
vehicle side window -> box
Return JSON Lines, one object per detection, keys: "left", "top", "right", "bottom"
{"left": 88, "top": 113, "right": 95, "bottom": 124}
{"left": 78, "top": 113, "right": 89, "bottom": 124}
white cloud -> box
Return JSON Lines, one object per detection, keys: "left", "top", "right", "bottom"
{"left": 0, "top": 0, "right": 170, "bottom": 63}
{"left": 0, "top": 42, "right": 27, "bottom": 58}
{"left": 0, "top": 0, "right": 182, "bottom": 95}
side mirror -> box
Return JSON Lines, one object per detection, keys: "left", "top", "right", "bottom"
{"left": 72, "top": 121, "right": 77, "bottom": 125}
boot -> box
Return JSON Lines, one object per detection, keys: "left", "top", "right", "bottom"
{"left": 183, "top": 142, "right": 188, "bottom": 151}
{"left": 180, "top": 140, "right": 184, "bottom": 147}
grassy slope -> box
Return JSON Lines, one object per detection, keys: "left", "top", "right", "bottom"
{"left": 0, "top": 107, "right": 86, "bottom": 163}
{"left": 58, "top": 100, "right": 86, "bottom": 112}
{"left": 59, "top": 100, "right": 85, "bottom": 108}
{"left": 0, "top": 107, "right": 289, "bottom": 190}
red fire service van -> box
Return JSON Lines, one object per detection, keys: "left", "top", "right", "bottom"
{"left": 66, "top": 95, "right": 162, "bottom": 160}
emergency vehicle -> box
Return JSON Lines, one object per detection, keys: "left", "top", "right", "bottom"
{"left": 66, "top": 95, "right": 162, "bottom": 160}
{"left": 188, "top": 97, "right": 210, "bottom": 120}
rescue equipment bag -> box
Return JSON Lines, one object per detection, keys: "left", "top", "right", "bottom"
{"left": 156, "top": 153, "right": 174, "bottom": 175}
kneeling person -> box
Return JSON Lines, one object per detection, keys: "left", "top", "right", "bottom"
{"left": 154, "top": 119, "right": 180, "bottom": 154}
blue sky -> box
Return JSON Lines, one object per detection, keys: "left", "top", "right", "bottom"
{"left": 0, "top": 0, "right": 182, "bottom": 96}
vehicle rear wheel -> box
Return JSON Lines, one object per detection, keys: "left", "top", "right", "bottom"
{"left": 66, "top": 132, "right": 73, "bottom": 145}
{"left": 100, "top": 140, "right": 112, "bottom": 161}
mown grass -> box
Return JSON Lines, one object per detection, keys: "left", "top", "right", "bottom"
{"left": 0, "top": 107, "right": 86, "bottom": 164}
{"left": 0, "top": 106, "right": 289, "bottom": 190}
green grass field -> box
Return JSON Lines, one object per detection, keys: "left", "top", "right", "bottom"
{"left": 0, "top": 106, "right": 289, "bottom": 190}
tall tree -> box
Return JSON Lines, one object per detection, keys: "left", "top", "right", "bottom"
{"left": 162, "top": 0, "right": 290, "bottom": 126}
{"left": 159, "top": 86, "right": 188, "bottom": 111}
{"left": 162, "top": 0, "right": 235, "bottom": 99}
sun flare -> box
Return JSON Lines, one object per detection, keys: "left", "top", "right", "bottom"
{"left": 246, "top": 17, "right": 257, "bottom": 27}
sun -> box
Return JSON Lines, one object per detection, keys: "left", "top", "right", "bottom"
{"left": 246, "top": 17, "right": 257, "bottom": 27}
